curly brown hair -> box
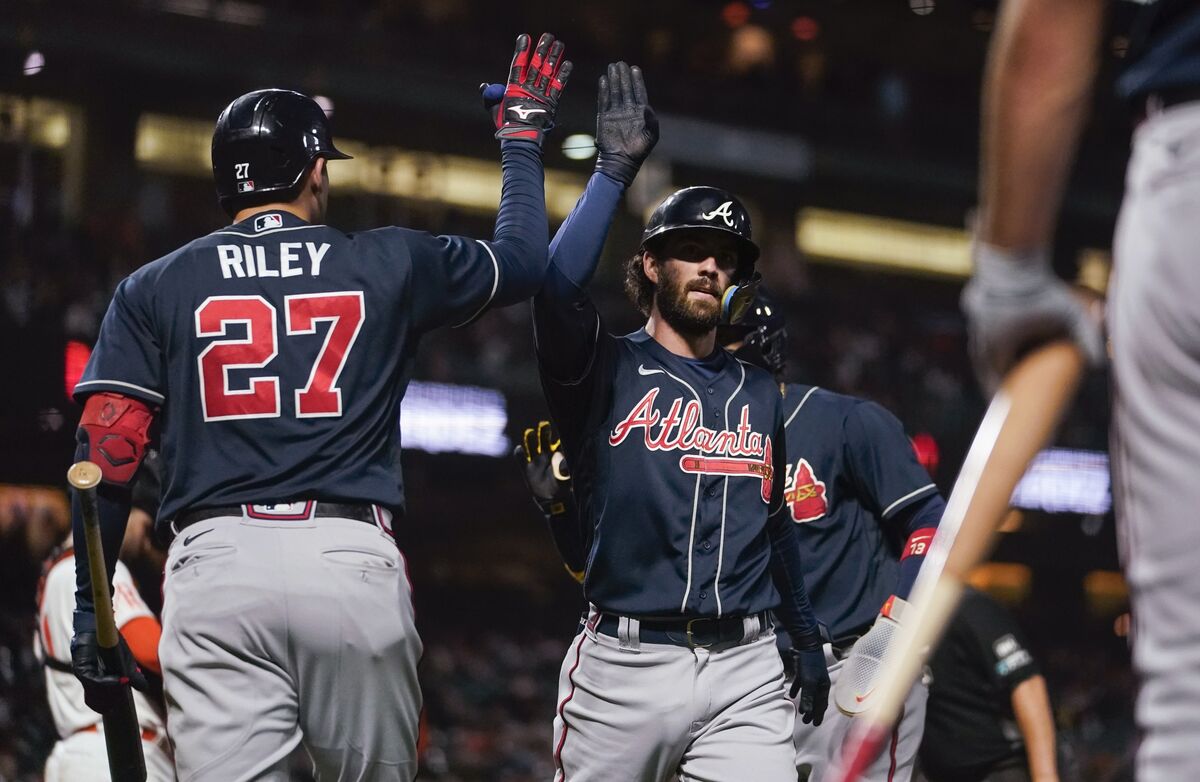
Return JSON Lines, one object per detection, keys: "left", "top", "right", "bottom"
{"left": 623, "top": 249, "right": 656, "bottom": 316}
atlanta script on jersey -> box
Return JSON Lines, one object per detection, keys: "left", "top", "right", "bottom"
{"left": 542, "top": 327, "right": 789, "bottom": 619}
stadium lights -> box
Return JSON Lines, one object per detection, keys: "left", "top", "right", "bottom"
{"left": 399, "top": 380, "right": 509, "bottom": 457}
{"left": 562, "top": 133, "right": 597, "bottom": 160}
{"left": 23, "top": 51, "right": 45, "bottom": 76}
{"left": 312, "top": 95, "right": 334, "bottom": 118}
{"left": 134, "top": 113, "right": 587, "bottom": 219}
{"left": 0, "top": 94, "right": 74, "bottom": 148}
{"left": 796, "top": 208, "right": 972, "bottom": 278}
{"left": 1010, "top": 447, "right": 1111, "bottom": 515}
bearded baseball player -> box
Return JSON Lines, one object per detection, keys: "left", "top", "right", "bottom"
{"left": 528, "top": 62, "right": 829, "bottom": 782}
{"left": 67, "top": 32, "right": 569, "bottom": 781}
{"left": 964, "top": 1, "right": 1199, "bottom": 778}
{"left": 520, "top": 287, "right": 945, "bottom": 782}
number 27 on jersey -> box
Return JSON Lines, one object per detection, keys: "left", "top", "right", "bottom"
{"left": 195, "top": 292, "right": 364, "bottom": 421}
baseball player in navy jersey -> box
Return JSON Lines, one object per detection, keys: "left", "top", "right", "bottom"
{"left": 963, "top": 1, "right": 1200, "bottom": 778}
{"left": 67, "top": 32, "right": 570, "bottom": 781}
{"left": 525, "top": 62, "right": 829, "bottom": 782}
{"left": 520, "top": 288, "right": 945, "bottom": 782}
{"left": 719, "top": 292, "right": 943, "bottom": 782}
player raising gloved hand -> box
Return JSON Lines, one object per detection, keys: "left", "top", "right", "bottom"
{"left": 594, "top": 61, "right": 659, "bottom": 187}
{"left": 482, "top": 32, "right": 572, "bottom": 145}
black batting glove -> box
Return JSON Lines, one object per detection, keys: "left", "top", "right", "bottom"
{"left": 513, "top": 420, "right": 572, "bottom": 516}
{"left": 484, "top": 33, "right": 572, "bottom": 146}
{"left": 789, "top": 646, "right": 831, "bottom": 726}
{"left": 71, "top": 630, "right": 149, "bottom": 715}
{"left": 595, "top": 62, "right": 659, "bottom": 187}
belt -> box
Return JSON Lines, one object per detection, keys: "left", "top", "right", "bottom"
{"left": 174, "top": 502, "right": 379, "bottom": 534}
{"left": 595, "top": 611, "right": 771, "bottom": 651}
{"left": 78, "top": 723, "right": 160, "bottom": 743}
{"left": 830, "top": 622, "right": 873, "bottom": 661}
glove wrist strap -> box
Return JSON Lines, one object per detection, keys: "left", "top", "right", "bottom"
{"left": 973, "top": 240, "right": 1051, "bottom": 277}
{"left": 594, "top": 152, "right": 639, "bottom": 188}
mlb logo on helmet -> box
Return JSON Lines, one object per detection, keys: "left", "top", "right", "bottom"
{"left": 238, "top": 180, "right": 256, "bottom": 194}
{"left": 254, "top": 213, "right": 283, "bottom": 232}
{"left": 787, "top": 458, "right": 827, "bottom": 523}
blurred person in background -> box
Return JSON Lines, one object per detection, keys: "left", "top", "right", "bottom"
{"left": 36, "top": 453, "right": 172, "bottom": 781}
{"left": 918, "top": 586, "right": 1059, "bottom": 782}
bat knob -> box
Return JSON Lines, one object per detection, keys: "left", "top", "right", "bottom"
{"left": 68, "top": 461, "right": 103, "bottom": 491}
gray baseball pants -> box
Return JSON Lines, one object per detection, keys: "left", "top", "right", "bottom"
{"left": 1111, "top": 98, "right": 1200, "bottom": 782}
{"left": 159, "top": 509, "right": 421, "bottom": 781}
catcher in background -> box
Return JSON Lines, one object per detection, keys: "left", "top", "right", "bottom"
{"left": 519, "top": 286, "right": 947, "bottom": 782}
{"left": 917, "top": 587, "right": 1059, "bottom": 782}
{"left": 36, "top": 453, "right": 173, "bottom": 781}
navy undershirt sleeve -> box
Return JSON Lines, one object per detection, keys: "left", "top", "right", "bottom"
{"left": 488, "top": 139, "right": 552, "bottom": 306}
{"left": 71, "top": 447, "right": 134, "bottom": 634}
{"left": 534, "top": 171, "right": 625, "bottom": 383}
{"left": 892, "top": 492, "right": 945, "bottom": 599}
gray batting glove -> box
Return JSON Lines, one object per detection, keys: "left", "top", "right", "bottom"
{"left": 961, "top": 241, "right": 1105, "bottom": 393}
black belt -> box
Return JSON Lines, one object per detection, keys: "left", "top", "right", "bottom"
{"left": 174, "top": 502, "right": 377, "bottom": 533}
{"left": 830, "top": 621, "right": 873, "bottom": 660}
{"left": 595, "top": 611, "right": 772, "bottom": 651}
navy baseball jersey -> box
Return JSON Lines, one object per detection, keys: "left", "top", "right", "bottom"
{"left": 1118, "top": 0, "right": 1200, "bottom": 99}
{"left": 77, "top": 207, "right": 528, "bottom": 529}
{"left": 541, "top": 327, "right": 789, "bottom": 618}
{"left": 780, "top": 384, "right": 937, "bottom": 638}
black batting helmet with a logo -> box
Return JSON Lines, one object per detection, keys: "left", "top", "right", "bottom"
{"left": 211, "top": 89, "right": 352, "bottom": 216}
{"left": 641, "top": 186, "right": 760, "bottom": 280}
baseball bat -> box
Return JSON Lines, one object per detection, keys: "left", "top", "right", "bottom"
{"left": 831, "top": 340, "right": 1085, "bottom": 782}
{"left": 67, "top": 461, "right": 148, "bottom": 782}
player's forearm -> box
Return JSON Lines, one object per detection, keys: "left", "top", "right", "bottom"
{"left": 72, "top": 483, "right": 132, "bottom": 632}
{"left": 980, "top": 0, "right": 1105, "bottom": 250}
{"left": 545, "top": 495, "right": 588, "bottom": 581}
{"left": 546, "top": 171, "right": 625, "bottom": 298}
{"left": 1011, "top": 674, "right": 1059, "bottom": 780}
{"left": 768, "top": 519, "right": 821, "bottom": 648}
{"left": 489, "top": 139, "right": 550, "bottom": 306}
{"left": 893, "top": 493, "right": 943, "bottom": 599}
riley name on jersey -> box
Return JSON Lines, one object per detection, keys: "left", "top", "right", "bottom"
{"left": 216, "top": 242, "right": 332, "bottom": 279}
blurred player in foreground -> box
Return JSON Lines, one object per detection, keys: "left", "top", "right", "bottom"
{"left": 918, "top": 587, "right": 1058, "bottom": 782}
{"left": 520, "top": 288, "right": 945, "bottom": 782}
{"left": 67, "top": 32, "right": 569, "bottom": 781}
{"left": 526, "top": 62, "right": 828, "bottom": 780}
{"left": 38, "top": 458, "right": 172, "bottom": 780}
{"left": 963, "top": 0, "right": 1198, "bottom": 777}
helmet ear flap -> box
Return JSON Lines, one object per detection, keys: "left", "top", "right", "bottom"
{"left": 721, "top": 273, "right": 763, "bottom": 325}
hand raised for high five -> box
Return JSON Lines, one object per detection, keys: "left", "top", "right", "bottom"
{"left": 484, "top": 33, "right": 573, "bottom": 146}
{"left": 595, "top": 61, "right": 659, "bottom": 187}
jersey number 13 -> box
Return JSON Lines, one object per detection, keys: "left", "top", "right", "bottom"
{"left": 195, "top": 292, "right": 364, "bottom": 421}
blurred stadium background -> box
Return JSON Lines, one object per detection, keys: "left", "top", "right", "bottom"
{"left": 0, "top": 1, "right": 1140, "bottom": 779}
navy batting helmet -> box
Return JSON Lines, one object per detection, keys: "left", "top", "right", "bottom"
{"left": 718, "top": 286, "right": 788, "bottom": 377}
{"left": 212, "top": 89, "right": 351, "bottom": 216}
{"left": 641, "top": 186, "right": 760, "bottom": 280}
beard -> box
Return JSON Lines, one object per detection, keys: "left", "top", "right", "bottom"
{"left": 655, "top": 264, "right": 723, "bottom": 336}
